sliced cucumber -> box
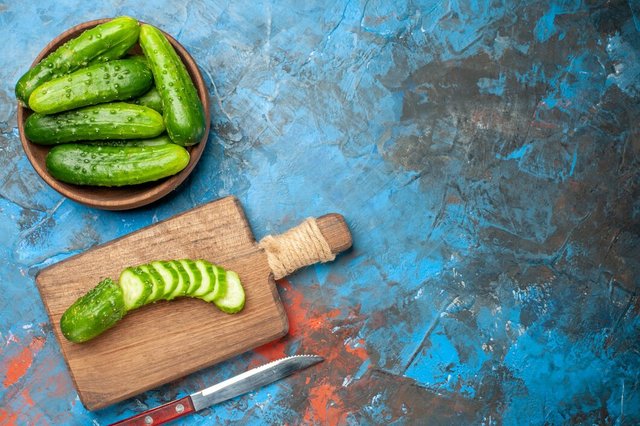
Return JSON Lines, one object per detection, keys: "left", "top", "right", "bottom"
{"left": 167, "top": 261, "right": 189, "bottom": 299}
{"left": 139, "top": 264, "right": 164, "bottom": 303}
{"left": 191, "top": 260, "right": 214, "bottom": 297}
{"left": 119, "top": 267, "right": 153, "bottom": 311}
{"left": 180, "top": 259, "right": 201, "bottom": 295}
{"left": 170, "top": 260, "right": 191, "bottom": 297}
{"left": 150, "top": 261, "right": 177, "bottom": 299}
{"left": 214, "top": 271, "right": 245, "bottom": 314}
{"left": 201, "top": 266, "right": 227, "bottom": 303}
{"left": 61, "top": 259, "right": 245, "bottom": 343}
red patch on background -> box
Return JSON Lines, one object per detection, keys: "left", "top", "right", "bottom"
{"left": 3, "top": 337, "right": 45, "bottom": 388}
{"left": 253, "top": 279, "right": 371, "bottom": 424}
{"left": 0, "top": 409, "right": 19, "bottom": 426}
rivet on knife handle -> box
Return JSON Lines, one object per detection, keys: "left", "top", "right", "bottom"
{"left": 109, "top": 396, "right": 195, "bottom": 426}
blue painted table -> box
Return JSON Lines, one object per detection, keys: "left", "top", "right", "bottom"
{"left": 1, "top": 1, "right": 639, "bottom": 424}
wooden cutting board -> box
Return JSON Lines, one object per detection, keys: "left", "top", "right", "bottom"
{"left": 36, "top": 196, "right": 351, "bottom": 410}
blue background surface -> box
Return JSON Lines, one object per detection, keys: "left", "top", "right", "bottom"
{"left": 1, "top": 0, "right": 639, "bottom": 424}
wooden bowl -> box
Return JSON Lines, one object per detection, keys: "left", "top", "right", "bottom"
{"left": 17, "top": 18, "right": 210, "bottom": 210}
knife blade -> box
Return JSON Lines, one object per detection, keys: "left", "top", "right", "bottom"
{"left": 110, "top": 354, "right": 323, "bottom": 426}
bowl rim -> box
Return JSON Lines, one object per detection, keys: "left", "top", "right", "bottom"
{"left": 17, "top": 17, "right": 210, "bottom": 211}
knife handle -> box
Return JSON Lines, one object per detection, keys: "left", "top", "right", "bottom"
{"left": 110, "top": 396, "right": 195, "bottom": 426}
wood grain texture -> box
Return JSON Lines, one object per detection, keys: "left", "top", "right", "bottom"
{"left": 17, "top": 18, "right": 210, "bottom": 210}
{"left": 316, "top": 213, "right": 353, "bottom": 254}
{"left": 36, "top": 197, "right": 288, "bottom": 410}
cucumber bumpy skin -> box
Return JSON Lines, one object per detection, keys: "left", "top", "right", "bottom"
{"left": 60, "top": 261, "right": 244, "bottom": 343}
{"left": 25, "top": 102, "right": 165, "bottom": 145}
{"left": 60, "top": 278, "right": 126, "bottom": 343}
{"left": 139, "top": 24, "right": 205, "bottom": 146}
{"left": 29, "top": 57, "right": 153, "bottom": 114}
{"left": 15, "top": 16, "right": 140, "bottom": 105}
{"left": 88, "top": 32, "right": 139, "bottom": 66}
{"left": 46, "top": 143, "right": 190, "bottom": 186}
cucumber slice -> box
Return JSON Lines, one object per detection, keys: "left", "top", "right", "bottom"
{"left": 214, "top": 271, "right": 245, "bottom": 314}
{"left": 170, "top": 260, "right": 191, "bottom": 296}
{"left": 201, "top": 266, "right": 227, "bottom": 303}
{"left": 167, "top": 260, "right": 189, "bottom": 299}
{"left": 150, "top": 261, "right": 177, "bottom": 299}
{"left": 191, "top": 260, "right": 214, "bottom": 297}
{"left": 138, "top": 264, "right": 164, "bottom": 303}
{"left": 180, "top": 259, "right": 201, "bottom": 296}
{"left": 119, "top": 267, "right": 153, "bottom": 311}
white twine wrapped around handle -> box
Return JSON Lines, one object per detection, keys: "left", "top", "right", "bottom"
{"left": 259, "top": 218, "right": 336, "bottom": 280}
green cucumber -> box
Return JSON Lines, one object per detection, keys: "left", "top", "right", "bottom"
{"left": 191, "top": 260, "right": 214, "bottom": 297}
{"left": 201, "top": 266, "right": 227, "bottom": 303}
{"left": 29, "top": 57, "right": 153, "bottom": 114}
{"left": 60, "top": 278, "right": 126, "bottom": 343}
{"left": 149, "top": 261, "right": 178, "bottom": 299}
{"left": 88, "top": 36, "right": 139, "bottom": 66}
{"left": 15, "top": 16, "right": 139, "bottom": 104}
{"left": 214, "top": 271, "right": 245, "bottom": 313}
{"left": 25, "top": 103, "right": 164, "bottom": 145}
{"left": 119, "top": 267, "right": 153, "bottom": 311}
{"left": 161, "top": 261, "right": 184, "bottom": 300}
{"left": 165, "top": 261, "right": 188, "bottom": 299}
{"left": 139, "top": 24, "right": 205, "bottom": 146}
{"left": 84, "top": 135, "right": 173, "bottom": 147}
{"left": 133, "top": 86, "right": 163, "bottom": 113}
{"left": 46, "top": 143, "right": 189, "bottom": 186}
{"left": 60, "top": 260, "right": 245, "bottom": 342}
{"left": 169, "top": 260, "right": 191, "bottom": 298}
{"left": 180, "top": 259, "right": 201, "bottom": 295}
{"left": 138, "top": 264, "right": 165, "bottom": 303}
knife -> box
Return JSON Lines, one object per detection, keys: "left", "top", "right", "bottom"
{"left": 110, "top": 354, "right": 323, "bottom": 426}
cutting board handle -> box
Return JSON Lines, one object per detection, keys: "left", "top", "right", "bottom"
{"left": 258, "top": 214, "right": 352, "bottom": 280}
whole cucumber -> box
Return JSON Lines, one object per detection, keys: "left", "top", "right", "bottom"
{"left": 25, "top": 103, "right": 164, "bottom": 144}
{"left": 60, "top": 278, "right": 126, "bottom": 343}
{"left": 139, "top": 24, "right": 205, "bottom": 146}
{"left": 15, "top": 16, "right": 139, "bottom": 105}
{"left": 46, "top": 143, "right": 190, "bottom": 186}
{"left": 88, "top": 34, "right": 139, "bottom": 65}
{"left": 29, "top": 57, "right": 153, "bottom": 114}
{"left": 133, "top": 86, "right": 163, "bottom": 113}
{"left": 85, "top": 134, "right": 172, "bottom": 147}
